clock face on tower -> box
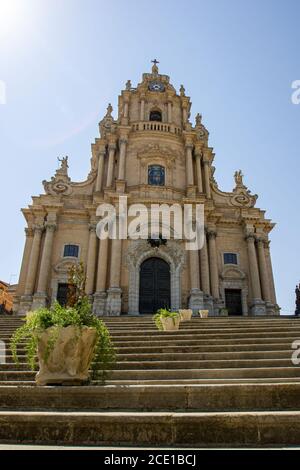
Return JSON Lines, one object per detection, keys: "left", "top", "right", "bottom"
{"left": 148, "top": 81, "right": 165, "bottom": 92}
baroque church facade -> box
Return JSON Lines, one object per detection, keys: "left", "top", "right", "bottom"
{"left": 14, "top": 62, "right": 279, "bottom": 316}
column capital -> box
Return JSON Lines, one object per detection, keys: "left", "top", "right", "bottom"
{"left": 97, "top": 148, "right": 106, "bottom": 158}
{"left": 245, "top": 232, "right": 256, "bottom": 243}
{"left": 45, "top": 222, "right": 57, "bottom": 232}
{"left": 33, "top": 224, "right": 44, "bottom": 234}
{"left": 25, "top": 227, "right": 34, "bottom": 237}
{"left": 207, "top": 230, "right": 217, "bottom": 240}
{"left": 119, "top": 137, "right": 128, "bottom": 146}
{"left": 88, "top": 223, "right": 97, "bottom": 233}
{"left": 185, "top": 142, "right": 194, "bottom": 150}
{"left": 108, "top": 143, "right": 116, "bottom": 151}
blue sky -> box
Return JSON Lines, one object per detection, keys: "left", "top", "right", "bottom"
{"left": 0, "top": 0, "right": 299, "bottom": 314}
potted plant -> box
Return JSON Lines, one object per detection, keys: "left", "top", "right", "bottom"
{"left": 153, "top": 308, "right": 180, "bottom": 331}
{"left": 219, "top": 307, "right": 229, "bottom": 316}
{"left": 199, "top": 309, "right": 209, "bottom": 318}
{"left": 179, "top": 309, "right": 193, "bottom": 321}
{"left": 11, "top": 263, "right": 116, "bottom": 386}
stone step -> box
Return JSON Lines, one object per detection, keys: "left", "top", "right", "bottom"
{"left": 3, "top": 377, "right": 300, "bottom": 386}
{"left": 3, "top": 326, "right": 300, "bottom": 338}
{"left": 1, "top": 366, "right": 300, "bottom": 382}
{"left": 1, "top": 349, "right": 294, "bottom": 363}
{"left": 2, "top": 341, "right": 297, "bottom": 356}
{"left": 0, "top": 410, "right": 300, "bottom": 447}
{"left": 0, "top": 358, "right": 296, "bottom": 372}
{"left": 1, "top": 383, "right": 300, "bottom": 411}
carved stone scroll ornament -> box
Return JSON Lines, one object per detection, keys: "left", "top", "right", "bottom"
{"left": 43, "top": 156, "right": 73, "bottom": 196}
{"left": 230, "top": 170, "right": 258, "bottom": 208}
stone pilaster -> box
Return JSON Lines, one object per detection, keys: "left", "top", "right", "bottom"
{"left": 85, "top": 223, "right": 98, "bottom": 297}
{"left": 32, "top": 222, "right": 56, "bottom": 309}
{"left": 200, "top": 231, "right": 210, "bottom": 295}
{"left": 203, "top": 160, "right": 211, "bottom": 198}
{"left": 93, "top": 237, "right": 109, "bottom": 316}
{"left": 106, "top": 142, "right": 116, "bottom": 188}
{"left": 14, "top": 227, "right": 34, "bottom": 314}
{"left": 207, "top": 230, "right": 219, "bottom": 300}
{"left": 95, "top": 148, "right": 106, "bottom": 192}
{"left": 19, "top": 224, "right": 44, "bottom": 314}
{"left": 118, "top": 137, "right": 127, "bottom": 181}
{"left": 245, "top": 233, "right": 265, "bottom": 315}
{"left": 185, "top": 143, "right": 194, "bottom": 187}
{"left": 188, "top": 250, "right": 203, "bottom": 313}
{"left": 106, "top": 238, "right": 122, "bottom": 315}
{"left": 264, "top": 240, "right": 278, "bottom": 310}
{"left": 195, "top": 150, "right": 203, "bottom": 193}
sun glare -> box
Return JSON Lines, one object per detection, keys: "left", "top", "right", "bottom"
{"left": 0, "top": 0, "right": 25, "bottom": 37}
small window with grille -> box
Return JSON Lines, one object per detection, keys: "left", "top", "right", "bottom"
{"left": 224, "top": 253, "right": 238, "bottom": 265}
{"left": 63, "top": 244, "right": 79, "bottom": 258}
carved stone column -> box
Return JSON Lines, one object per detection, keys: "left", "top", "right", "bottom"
{"left": 185, "top": 143, "right": 194, "bottom": 187}
{"left": 118, "top": 137, "right": 127, "bottom": 181}
{"left": 32, "top": 222, "right": 56, "bottom": 308}
{"left": 14, "top": 228, "right": 34, "bottom": 313}
{"left": 246, "top": 233, "right": 265, "bottom": 315}
{"left": 16, "top": 228, "right": 34, "bottom": 298}
{"left": 188, "top": 250, "right": 203, "bottom": 313}
{"left": 106, "top": 238, "right": 122, "bottom": 315}
{"left": 167, "top": 100, "right": 172, "bottom": 122}
{"left": 203, "top": 160, "right": 211, "bottom": 198}
{"left": 200, "top": 232, "right": 210, "bottom": 296}
{"left": 257, "top": 238, "right": 271, "bottom": 302}
{"left": 24, "top": 224, "right": 44, "bottom": 297}
{"left": 140, "top": 97, "right": 145, "bottom": 121}
{"left": 195, "top": 148, "right": 203, "bottom": 193}
{"left": 207, "top": 230, "right": 219, "bottom": 300}
{"left": 264, "top": 240, "right": 277, "bottom": 307}
{"left": 95, "top": 148, "right": 106, "bottom": 192}
{"left": 85, "top": 224, "right": 97, "bottom": 297}
{"left": 93, "top": 238, "right": 109, "bottom": 316}
{"left": 106, "top": 143, "right": 116, "bottom": 188}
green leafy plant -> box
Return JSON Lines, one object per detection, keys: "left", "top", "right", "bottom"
{"left": 11, "top": 262, "right": 116, "bottom": 384}
{"left": 153, "top": 308, "right": 180, "bottom": 330}
{"left": 219, "top": 307, "right": 229, "bottom": 316}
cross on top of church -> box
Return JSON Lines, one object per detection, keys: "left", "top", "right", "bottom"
{"left": 151, "top": 59, "right": 159, "bottom": 66}
{"left": 151, "top": 59, "right": 159, "bottom": 75}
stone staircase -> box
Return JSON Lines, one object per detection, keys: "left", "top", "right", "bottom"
{"left": 1, "top": 315, "right": 300, "bottom": 447}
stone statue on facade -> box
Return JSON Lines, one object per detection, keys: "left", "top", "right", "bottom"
{"left": 234, "top": 170, "right": 244, "bottom": 187}
{"left": 195, "top": 113, "right": 202, "bottom": 125}
{"left": 295, "top": 283, "right": 300, "bottom": 316}
{"left": 125, "top": 80, "right": 131, "bottom": 91}
{"left": 57, "top": 156, "right": 69, "bottom": 176}
{"left": 180, "top": 84, "right": 186, "bottom": 97}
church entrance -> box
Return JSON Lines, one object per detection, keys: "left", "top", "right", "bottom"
{"left": 139, "top": 257, "right": 171, "bottom": 314}
{"left": 225, "top": 288, "right": 243, "bottom": 316}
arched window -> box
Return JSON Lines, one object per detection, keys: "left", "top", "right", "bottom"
{"left": 148, "top": 165, "right": 165, "bottom": 186}
{"left": 63, "top": 244, "right": 79, "bottom": 258}
{"left": 149, "top": 110, "right": 162, "bottom": 122}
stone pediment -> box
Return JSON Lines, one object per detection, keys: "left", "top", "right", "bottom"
{"left": 54, "top": 258, "right": 79, "bottom": 274}
{"left": 220, "top": 265, "right": 246, "bottom": 281}
{"left": 137, "top": 144, "right": 179, "bottom": 168}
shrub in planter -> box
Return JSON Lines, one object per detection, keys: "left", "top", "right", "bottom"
{"left": 11, "top": 263, "right": 115, "bottom": 385}
{"left": 153, "top": 308, "right": 180, "bottom": 331}
{"left": 179, "top": 309, "right": 193, "bottom": 321}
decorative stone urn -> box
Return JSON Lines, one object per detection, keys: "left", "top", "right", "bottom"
{"left": 179, "top": 309, "right": 193, "bottom": 321}
{"left": 199, "top": 309, "right": 209, "bottom": 318}
{"left": 35, "top": 325, "right": 98, "bottom": 386}
{"left": 160, "top": 316, "right": 180, "bottom": 331}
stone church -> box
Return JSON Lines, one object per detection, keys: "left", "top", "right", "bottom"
{"left": 14, "top": 62, "right": 279, "bottom": 316}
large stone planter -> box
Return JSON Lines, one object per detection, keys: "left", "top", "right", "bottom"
{"left": 199, "top": 309, "right": 209, "bottom": 318}
{"left": 160, "top": 316, "right": 180, "bottom": 331}
{"left": 179, "top": 309, "right": 193, "bottom": 321}
{"left": 35, "top": 325, "right": 98, "bottom": 386}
